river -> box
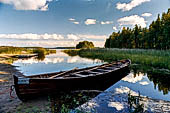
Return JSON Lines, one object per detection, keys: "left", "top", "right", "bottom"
{"left": 12, "top": 49, "right": 170, "bottom": 101}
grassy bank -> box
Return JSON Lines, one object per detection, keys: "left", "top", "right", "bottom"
{"left": 0, "top": 46, "right": 56, "bottom": 64}
{"left": 0, "top": 46, "right": 56, "bottom": 55}
{"left": 64, "top": 48, "right": 170, "bottom": 70}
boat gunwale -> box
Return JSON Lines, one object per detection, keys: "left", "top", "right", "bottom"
{"left": 15, "top": 63, "right": 129, "bottom": 80}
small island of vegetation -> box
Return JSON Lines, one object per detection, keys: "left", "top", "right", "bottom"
{"left": 76, "top": 41, "right": 94, "bottom": 49}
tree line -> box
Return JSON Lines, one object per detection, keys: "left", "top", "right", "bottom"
{"left": 105, "top": 8, "right": 170, "bottom": 50}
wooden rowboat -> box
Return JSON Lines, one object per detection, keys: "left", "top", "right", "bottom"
{"left": 13, "top": 59, "right": 131, "bottom": 101}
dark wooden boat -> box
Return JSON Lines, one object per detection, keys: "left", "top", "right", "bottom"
{"left": 13, "top": 59, "right": 131, "bottom": 101}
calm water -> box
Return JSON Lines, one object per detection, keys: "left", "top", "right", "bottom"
{"left": 12, "top": 49, "right": 103, "bottom": 76}
{"left": 12, "top": 50, "right": 170, "bottom": 101}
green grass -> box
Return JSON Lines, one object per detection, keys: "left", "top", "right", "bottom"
{"left": 0, "top": 46, "right": 56, "bottom": 55}
{"left": 64, "top": 48, "right": 170, "bottom": 70}
{"left": 0, "top": 46, "right": 56, "bottom": 63}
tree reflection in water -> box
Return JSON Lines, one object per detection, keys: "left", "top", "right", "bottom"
{"left": 36, "top": 53, "right": 45, "bottom": 61}
{"left": 131, "top": 65, "right": 170, "bottom": 95}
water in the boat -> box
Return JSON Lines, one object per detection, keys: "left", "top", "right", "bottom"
{"left": 12, "top": 49, "right": 170, "bottom": 102}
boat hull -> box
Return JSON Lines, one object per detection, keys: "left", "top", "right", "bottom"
{"left": 13, "top": 60, "right": 130, "bottom": 101}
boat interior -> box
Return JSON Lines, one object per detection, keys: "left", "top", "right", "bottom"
{"left": 22, "top": 60, "right": 129, "bottom": 79}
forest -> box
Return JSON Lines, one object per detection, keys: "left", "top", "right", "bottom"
{"left": 105, "top": 9, "right": 170, "bottom": 50}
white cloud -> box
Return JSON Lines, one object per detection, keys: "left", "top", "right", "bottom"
{"left": 40, "top": 4, "right": 49, "bottom": 11}
{"left": 78, "top": 34, "right": 107, "bottom": 40}
{"left": 118, "top": 15, "right": 147, "bottom": 28}
{"left": 0, "top": 33, "right": 106, "bottom": 47}
{"left": 68, "top": 18, "right": 80, "bottom": 24}
{"left": 113, "top": 26, "right": 117, "bottom": 31}
{"left": 68, "top": 18, "right": 75, "bottom": 21}
{"left": 0, "top": 40, "right": 105, "bottom": 47}
{"left": 85, "top": 19, "right": 97, "bottom": 25}
{"left": 101, "top": 21, "right": 113, "bottom": 25}
{"left": 141, "top": 13, "right": 152, "bottom": 17}
{"left": 0, "top": 33, "right": 64, "bottom": 40}
{"left": 0, "top": 0, "right": 53, "bottom": 11}
{"left": 0, "top": 40, "right": 77, "bottom": 47}
{"left": 116, "top": 0, "right": 151, "bottom": 12}
{"left": 67, "top": 34, "right": 80, "bottom": 40}
{"left": 73, "top": 21, "right": 80, "bottom": 24}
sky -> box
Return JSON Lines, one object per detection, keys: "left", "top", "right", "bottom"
{"left": 0, "top": 0, "right": 169, "bottom": 47}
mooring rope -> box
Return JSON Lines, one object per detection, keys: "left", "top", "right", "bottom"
{"left": 0, "top": 85, "right": 15, "bottom": 98}
{"left": 10, "top": 85, "right": 15, "bottom": 98}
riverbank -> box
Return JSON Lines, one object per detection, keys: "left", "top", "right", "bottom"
{"left": 1, "top": 48, "right": 170, "bottom": 112}
{"left": 64, "top": 48, "right": 170, "bottom": 112}
{"left": 0, "top": 47, "right": 57, "bottom": 112}
{"left": 1, "top": 63, "right": 170, "bottom": 113}
{"left": 64, "top": 48, "right": 170, "bottom": 70}
{"left": 0, "top": 62, "right": 55, "bottom": 113}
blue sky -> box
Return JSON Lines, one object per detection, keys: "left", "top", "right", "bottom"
{"left": 0, "top": 0, "right": 169, "bottom": 47}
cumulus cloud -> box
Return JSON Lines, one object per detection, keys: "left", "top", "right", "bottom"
{"left": 0, "top": 40, "right": 105, "bottom": 47}
{"left": 78, "top": 34, "right": 107, "bottom": 40}
{"left": 116, "top": 0, "right": 151, "bottom": 11}
{"left": 113, "top": 26, "right": 117, "bottom": 31}
{"left": 67, "top": 34, "right": 80, "bottom": 40}
{"left": 85, "top": 19, "right": 97, "bottom": 25}
{"left": 0, "top": 33, "right": 64, "bottom": 40}
{"left": 101, "top": 21, "right": 113, "bottom": 25}
{"left": 0, "top": 33, "right": 106, "bottom": 47}
{"left": 66, "top": 34, "right": 107, "bottom": 41}
{"left": 0, "top": 40, "right": 77, "bottom": 47}
{"left": 118, "top": 15, "right": 147, "bottom": 28}
{"left": 141, "top": 13, "right": 152, "bottom": 17}
{"left": 0, "top": 0, "right": 53, "bottom": 11}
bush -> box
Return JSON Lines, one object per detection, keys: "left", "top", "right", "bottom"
{"left": 76, "top": 41, "right": 94, "bottom": 49}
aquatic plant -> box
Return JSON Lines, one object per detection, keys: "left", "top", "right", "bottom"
{"left": 64, "top": 48, "right": 170, "bottom": 70}
{"left": 128, "top": 91, "right": 144, "bottom": 113}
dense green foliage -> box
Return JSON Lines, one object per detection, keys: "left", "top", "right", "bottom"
{"left": 63, "top": 49, "right": 79, "bottom": 56}
{"left": 105, "top": 9, "right": 170, "bottom": 50}
{"left": 76, "top": 41, "right": 94, "bottom": 49}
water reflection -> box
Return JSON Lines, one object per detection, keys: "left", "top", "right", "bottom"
{"left": 122, "top": 72, "right": 144, "bottom": 83}
{"left": 15, "top": 57, "right": 65, "bottom": 64}
{"left": 36, "top": 53, "right": 45, "bottom": 61}
{"left": 147, "top": 71, "right": 170, "bottom": 95}
{"left": 114, "top": 65, "right": 170, "bottom": 101}
{"left": 12, "top": 50, "right": 103, "bottom": 76}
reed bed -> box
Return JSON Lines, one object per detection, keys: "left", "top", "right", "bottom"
{"left": 64, "top": 48, "right": 170, "bottom": 70}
